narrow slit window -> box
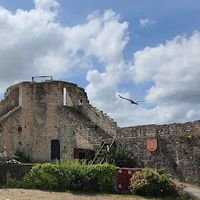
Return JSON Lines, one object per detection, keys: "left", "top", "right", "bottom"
{"left": 63, "top": 88, "right": 67, "bottom": 106}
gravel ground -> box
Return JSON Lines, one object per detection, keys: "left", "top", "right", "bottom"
{"left": 0, "top": 189, "right": 148, "bottom": 200}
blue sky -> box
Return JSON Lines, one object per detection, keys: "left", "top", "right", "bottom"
{"left": 0, "top": 0, "right": 200, "bottom": 126}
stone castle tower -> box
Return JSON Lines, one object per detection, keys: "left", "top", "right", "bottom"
{"left": 0, "top": 78, "right": 199, "bottom": 184}
{"left": 0, "top": 79, "right": 118, "bottom": 162}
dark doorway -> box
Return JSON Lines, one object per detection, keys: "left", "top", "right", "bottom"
{"left": 51, "top": 140, "right": 60, "bottom": 160}
{"left": 79, "top": 152, "right": 86, "bottom": 159}
{"left": 74, "top": 148, "right": 94, "bottom": 161}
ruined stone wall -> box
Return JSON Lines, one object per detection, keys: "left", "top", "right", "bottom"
{"left": 0, "top": 85, "right": 19, "bottom": 117}
{"left": 0, "top": 83, "right": 21, "bottom": 156}
{"left": 19, "top": 81, "right": 66, "bottom": 161}
{"left": 119, "top": 121, "right": 200, "bottom": 185}
{"left": 0, "top": 109, "right": 21, "bottom": 155}
{"left": 62, "top": 84, "right": 119, "bottom": 139}
{"left": 0, "top": 81, "right": 109, "bottom": 163}
{"left": 1, "top": 81, "right": 64, "bottom": 161}
{"left": 0, "top": 163, "right": 33, "bottom": 185}
{"left": 81, "top": 104, "right": 118, "bottom": 138}
{"left": 0, "top": 80, "right": 116, "bottom": 162}
{"left": 58, "top": 107, "right": 112, "bottom": 152}
{"left": 22, "top": 81, "right": 117, "bottom": 161}
{"left": 1, "top": 80, "right": 200, "bottom": 185}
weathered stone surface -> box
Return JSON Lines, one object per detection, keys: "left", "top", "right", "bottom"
{"left": 0, "top": 80, "right": 117, "bottom": 162}
{"left": 0, "top": 80, "right": 199, "bottom": 185}
{"left": 119, "top": 122, "right": 200, "bottom": 185}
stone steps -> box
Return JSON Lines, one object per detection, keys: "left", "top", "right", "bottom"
{"left": 61, "top": 106, "right": 113, "bottom": 143}
{"left": 0, "top": 106, "right": 21, "bottom": 123}
{"left": 82, "top": 104, "right": 118, "bottom": 138}
{"left": 86, "top": 104, "right": 117, "bottom": 127}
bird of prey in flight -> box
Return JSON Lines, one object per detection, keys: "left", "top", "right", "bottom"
{"left": 118, "top": 95, "right": 142, "bottom": 105}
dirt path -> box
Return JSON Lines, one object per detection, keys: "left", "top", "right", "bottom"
{"left": 0, "top": 189, "right": 147, "bottom": 200}
{"left": 182, "top": 183, "right": 200, "bottom": 199}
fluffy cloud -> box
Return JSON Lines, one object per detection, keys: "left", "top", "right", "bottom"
{"left": 87, "top": 31, "right": 200, "bottom": 127}
{"left": 34, "top": 0, "right": 59, "bottom": 11}
{"left": 85, "top": 13, "right": 128, "bottom": 109}
{"left": 84, "top": 11, "right": 129, "bottom": 114}
{"left": 125, "top": 32, "right": 200, "bottom": 126}
{"left": 0, "top": 0, "right": 128, "bottom": 89}
{"left": 0, "top": 0, "right": 67, "bottom": 85}
{"left": 86, "top": 62, "right": 127, "bottom": 108}
{"left": 139, "top": 18, "right": 156, "bottom": 27}
{"left": 132, "top": 32, "right": 200, "bottom": 105}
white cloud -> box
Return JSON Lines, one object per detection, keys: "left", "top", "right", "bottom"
{"left": 34, "top": 0, "right": 59, "bottom": 11}
{"left": 121, "top": 32, "right": 200, "bottom": 126}
{"left": 85, "top": 11, "right": 129, "bottom": 109}
{"left": 132, "top": 32, "right": 200, "bottom": 105}
{"left": 86, "top": 62, "right": 127, "bottom": 108}
{"left": 0, "top": 2, "right": 128, "bottom": 89}
{"left": 139, "top": 18, "right": 156, "bottom": 27}
{"left": 0, "top": 1, "right": 67, "bottom": 86}
{"left": 87, "top": 31, "right": 200, "bottom": 127}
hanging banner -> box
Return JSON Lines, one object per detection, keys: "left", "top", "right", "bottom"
{"left": 147, "top": 138, "right": 158, "bottom": 152}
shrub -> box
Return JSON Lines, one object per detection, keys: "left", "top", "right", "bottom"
{"left": 14, "top": 151, "right": 32, "bottom": 163}
{"left": 7, "top": 160, "right": 117, "bottom": 192}
{"left": 6, "top": 172, "right": 21, "bottom": 188}
{"left": 18, "top": 163, "right": 60, "bottom": 189}
{"left": 130, "top": 168, "right": 177, "bottom": 197}
{"left": 102, "top": 145, "right": 136, "bottom": 167}
{"left": 86, "top": 163, "right": 116, "bottom": 192}
{"left": 57, "top": 160, "right": 88, "bottom": 191}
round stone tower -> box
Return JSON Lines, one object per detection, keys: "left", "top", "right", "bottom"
{"left": 0, "top": 80, "right": 118, "bottom": 162}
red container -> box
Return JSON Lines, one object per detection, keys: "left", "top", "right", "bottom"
{"left": 116, "top": 168, "right": 135, "bottom": 191}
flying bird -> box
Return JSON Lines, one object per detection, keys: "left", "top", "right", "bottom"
{"left": 118, "top": 95, "right": 142, "bottom": 105}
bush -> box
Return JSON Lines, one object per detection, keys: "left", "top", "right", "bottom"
{"left": 21, "top": 163, "right": 60, "bottom": 189}
{"left": 7, "top": 160, "right": 116, "bottom": 192}
{"left": 6, "top": 172, "right": 21, "bottom": 188}
{"left": 57, "top": 160, "right": 88, "bottom": 191}
{"left": 102, "top": 145, "right": 136, "bottom": 167}
{"left": 130, "top": 168, "right": 177, "bottom": 197}
{"left": 14, "top": 151, "right": 32, "bottom": 163}
{"left": 86, "top": 163, "right": 116, "bottom": 192}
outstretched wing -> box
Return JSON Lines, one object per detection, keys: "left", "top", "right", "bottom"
{"left": 118, "top": 95, "right": 138, "bottom": 105}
